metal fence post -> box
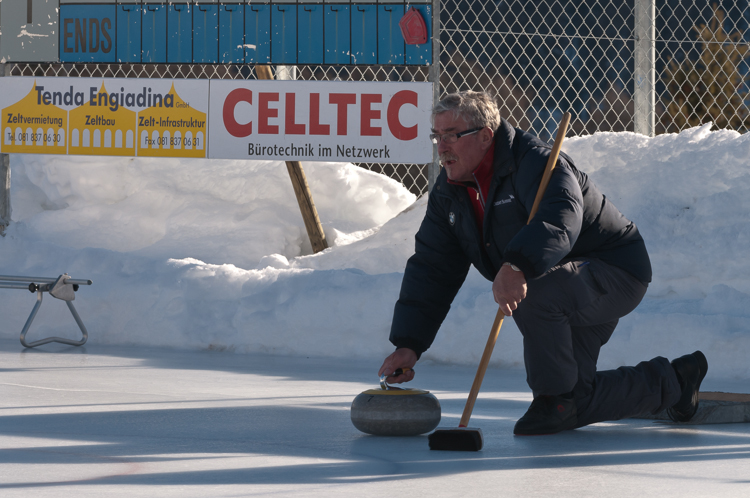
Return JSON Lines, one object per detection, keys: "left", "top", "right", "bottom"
{"left": 276, "top": 66, "right": 297, "bottom": 81}
{"left": 0, "top": 153, "right": 9, "bottom": 234}
{"left": 634, "top": 0, "right": 656, "bottom": 137}
{"left": 427, "top": 0, "right": 441, "bottom": 193}
{"left": 0, "top": 63, "right": 11, "bottom": 233}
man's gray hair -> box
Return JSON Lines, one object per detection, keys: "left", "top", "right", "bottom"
{"left": 432, "top": 91, "right": 501, "bottom": 131}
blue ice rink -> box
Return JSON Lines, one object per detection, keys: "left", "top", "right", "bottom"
{"left": 2, "top": 340, "right": 749, "bottom": 497}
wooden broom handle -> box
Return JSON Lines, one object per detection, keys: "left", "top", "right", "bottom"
{"left": 459, "top": 307, "right": 505, "bottom": 427}
{"left": 530, "top": 113, "right": 571, "bottom": 220}
{"left": 458, "top": 112, "right": 571, "bottom": 428}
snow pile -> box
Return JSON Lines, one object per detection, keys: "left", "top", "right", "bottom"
{"left": 2, "top": 124, "right": 750, "bottom": 379}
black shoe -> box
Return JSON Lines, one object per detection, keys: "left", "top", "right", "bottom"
{"left": 514, "top": 394, "right": 578, "bottom": 435}
{"left": 667, "top": 350, "right": 708, "bottom": 422}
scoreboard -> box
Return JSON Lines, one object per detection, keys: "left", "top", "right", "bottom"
{"left": 1, "top": 0, "right": 433, "bottom": 65}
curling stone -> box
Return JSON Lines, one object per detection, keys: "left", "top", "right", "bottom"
{"left": 351, "top": 373, "right": 441, "bottom": 436}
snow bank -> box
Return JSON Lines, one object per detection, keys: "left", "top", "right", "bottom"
{"left": 2, "top": 125, "right": 750, "bottom": 379}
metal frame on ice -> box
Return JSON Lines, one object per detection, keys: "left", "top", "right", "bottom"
{"left": 0, "top": 274, "right": 93, "bottom": 348}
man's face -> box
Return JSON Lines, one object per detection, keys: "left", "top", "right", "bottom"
{"left": 433, "top": 112, "right": 492, "bottom": 182}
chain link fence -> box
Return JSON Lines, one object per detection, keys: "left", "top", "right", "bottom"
{"left": 6, "top": 0, "right": 750, "bottom": 196}
{"left": 443, "top": 0, "right": 750, "bottom": 143}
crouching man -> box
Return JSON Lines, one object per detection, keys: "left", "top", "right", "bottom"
{"left": 379, "top": 91, "right": 707, "bottom": 435}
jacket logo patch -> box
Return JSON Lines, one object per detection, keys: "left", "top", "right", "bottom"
{"left": 449, "top": 212, "right": 456, "bottom": 226}
{"left": 494, "top": 195, "right": 515, "bottom": 206}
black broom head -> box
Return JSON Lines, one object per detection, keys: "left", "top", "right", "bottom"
{"left": 428, "top": 427, "right": 483, "bottom": 451}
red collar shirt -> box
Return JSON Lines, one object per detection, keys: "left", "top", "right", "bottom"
{"left": 447, "top": 141, "right": 495, "bottom": 236}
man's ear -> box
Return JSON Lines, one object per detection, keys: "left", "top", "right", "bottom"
{"left": 479, "top": 127, "right": 494, "bottom": 147}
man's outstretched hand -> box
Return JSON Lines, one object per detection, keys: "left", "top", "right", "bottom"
{"left": 378, "top": 348, "right": 417, "bottom": 384}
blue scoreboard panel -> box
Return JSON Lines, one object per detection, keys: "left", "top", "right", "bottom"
{"left": 52, "top": 0, "right": 432, "bottom": 65}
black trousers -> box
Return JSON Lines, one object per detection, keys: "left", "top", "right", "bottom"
{"left": 512, "top": 258, "right": 681, "bottom": 428}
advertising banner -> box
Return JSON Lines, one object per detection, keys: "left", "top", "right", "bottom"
{"left": 209, "top": 80, "right": 433, "bottom": 164}
{"left": 1, "top": 77, "right": 209, "bottom": 158}
{"left": 1, "top": 77, "right": 433, "bottom": 164}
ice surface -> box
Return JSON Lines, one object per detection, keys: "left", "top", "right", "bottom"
{"left": 1, "top": 341, "right": 748, "bottom": 497}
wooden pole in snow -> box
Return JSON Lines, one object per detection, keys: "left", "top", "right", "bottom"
{"left": 254, "top": 66, "right": 328, "bottom": 254}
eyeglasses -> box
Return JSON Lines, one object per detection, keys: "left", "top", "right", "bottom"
{"left": 429, "top": 127, "right": 482, "bottom": 144}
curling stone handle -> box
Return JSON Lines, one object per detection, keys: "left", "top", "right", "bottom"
{"left": 380, "top": 368, "right": 413, "bottom": 390}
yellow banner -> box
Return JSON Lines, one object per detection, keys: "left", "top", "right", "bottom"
{"left": 137, "top": 84, "right": 207, "bottom": 158}
{"left": 3, "top": 82, "right": 67, "bottom": 155}
{"left": 69, "top": 83, "right": 137, "bottom": 156}
{"left": 1, "top": 77, "right": 209, "bottom": 158}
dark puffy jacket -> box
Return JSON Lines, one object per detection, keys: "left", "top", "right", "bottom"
{"left": 389, "top": 118, "right": 651, "bottom": 356}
